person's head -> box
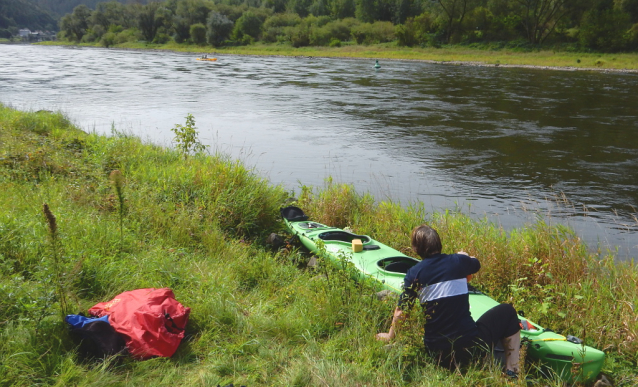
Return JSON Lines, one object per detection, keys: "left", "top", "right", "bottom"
{"left": 411, "top": 225, "right": 442, "bottom": 259}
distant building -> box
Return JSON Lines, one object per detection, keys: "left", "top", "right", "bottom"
{"left": 16, "top": 29, "right": 56, "bottom": 42}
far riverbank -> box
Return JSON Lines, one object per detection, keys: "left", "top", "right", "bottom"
{"left": 36, "top": 40, "right": 638, "bottom": 73}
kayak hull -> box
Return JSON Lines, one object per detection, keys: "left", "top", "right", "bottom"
{"left": 281, "top": 206, "right": 604, "bottom": 383}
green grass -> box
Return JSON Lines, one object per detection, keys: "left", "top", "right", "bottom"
{"left": 37, "top": 40, "right": 638, "bottom": 71}
{"left": 1, "top": 104, "right": 636, "bottom": 386}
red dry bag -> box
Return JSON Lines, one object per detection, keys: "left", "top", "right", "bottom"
{"left": 88, "top": 288, "right": 190, "bottom": 359}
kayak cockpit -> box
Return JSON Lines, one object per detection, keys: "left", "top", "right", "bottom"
{"left": 280, "top": 206, "right": 308, "bottom": 221}
{"left": 318, "top": 231, "right": 371, "bottom": 244}
{"left": 377, "top": 256, "right": 419, "bottom": 273}
{"left": 296, "top": 222, "right": 328, "bottom": 230}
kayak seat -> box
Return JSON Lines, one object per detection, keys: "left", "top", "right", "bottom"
{"left": 378, "top": 257, "right": 419, "bottom": 273}
{"left": 318, "top": 231, "right": 370, "bottom": 243}
{"left": 280, "top": 206, "right": 308, "bottom": 222}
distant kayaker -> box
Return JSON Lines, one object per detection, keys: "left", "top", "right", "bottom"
{"left": 376, "top": 225, "right": 521, "bottom": 379}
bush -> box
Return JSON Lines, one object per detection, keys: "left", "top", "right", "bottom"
{"left": 233, "top": 11, "right": 264, "bottom": 40}
{"left": 190, "top": 23, "right": 207, "bottom": 44}
{"left": 207, "top": 12, "right": 234, "bottom": 46}
{"left": 396, "top": 13, "right": 434, "bottom": 47}
{"left": 287, "top": 24, "right": 311, "bottom": 47}
{"left": 351, "top": 21, "right": 394, "bottom": 44}
{"left": 322, "top": 19, "right": 354, "bottom": 41}
{"left": 100, "top": 31, "right": 116, "bottom": 47}
{"left": 579, "top": 8, "right": 631, "bottom": 52}
{"left": 286, "top": 15, "right": 332, "bottom": 47}
{"left": 262, "top": 13, "right": 301, "bottom": 43}
{"left": 153, "top": 32, "right": 171, "bottom": 44}
{"left": 103, "top": 27, "right": 141, "bottom": 45}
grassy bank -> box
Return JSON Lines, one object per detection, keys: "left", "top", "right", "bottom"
{"left": 38, "top": 40, "right": 638, "bottom": 72}
{"left": 1, "top": 105, "right": 637, "bottom": 386}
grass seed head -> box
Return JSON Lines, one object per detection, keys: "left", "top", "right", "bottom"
{"left": 42, "top": 203, "right": 57, "bottom": 236}
{"left": 109, "top": 169, "right": 124, "bottom": 189}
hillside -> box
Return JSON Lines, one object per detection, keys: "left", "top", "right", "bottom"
{"left": 34, "top": 0, "right": 149, "bottom": 18}
{"left": 0, "top": 0, "right": 57, "bottom": 31}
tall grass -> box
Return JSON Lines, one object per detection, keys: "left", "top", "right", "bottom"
{"left": 1, "top": 104, "right": 636, "bottom": 386}
{"left": 295, "top": 179, "right": 638, "bottom": 379}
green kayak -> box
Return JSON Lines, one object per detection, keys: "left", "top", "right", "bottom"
{"left": 281, "top": 206, "right": 605, "bottom": 384}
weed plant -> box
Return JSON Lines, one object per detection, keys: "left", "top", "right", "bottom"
{"left": 1, "top": 104, "right": 636, "bottom": 386}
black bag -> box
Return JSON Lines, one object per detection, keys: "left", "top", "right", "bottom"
{"left": 66, "top": 315, "right": 127, "bottom": 360}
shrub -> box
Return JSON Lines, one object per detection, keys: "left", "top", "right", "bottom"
{"left": 115, "top": 28, "right": 141, "bottom": 44}
{"left": 171, "top": 114, "right": 208, "bottom": 157}
{"left": 287, "top": 24, "right": 311, "bottom": 47}
{"left": 233, "top": 11, "right": 264, "bottom": 40}
{"left": 579, "top": 8, "right": 631, "bottom": 52}
{"left": 395, "top": 13, "right": 434, "bottom": 47}
{"left": 190, "top": 23, "right": 207, "bottom": 44}
{"left": 351, "top": 21, "right": 394, "bottom": 44}
{"left": 207, "top": 12, "right": 234, "bottom": 46}
{"left": 100, "top": 31, "right": 116, "bottom": 47}
{"left": 153, "top": 32, "right": 171, "bottom": 44}
{"left": 262, "top": 13, "right": 301, "bottom": 43}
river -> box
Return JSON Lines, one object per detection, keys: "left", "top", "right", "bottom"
{"left": 1, "top": 44, "right": 636, "bottom": 259}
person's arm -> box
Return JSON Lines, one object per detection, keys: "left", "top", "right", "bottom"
{"left": 457, "top": 250, "right": 480, "bottom": 277}
{"left": 375, "top": 307, "right": 404, "bottom": 342}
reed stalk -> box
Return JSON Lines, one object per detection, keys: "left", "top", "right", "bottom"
{"left": 42, "top": 203, "right": 68, "bottom": 320}
{"left": 110, "top": 169, "right": 125, "bottom": 253}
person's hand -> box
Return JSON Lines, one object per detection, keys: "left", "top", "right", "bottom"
{"left": 376, "top": 332, "right": 393, "bottom": 342}
{"left": 457, "top": 250, "right": 475, "bottom": 258}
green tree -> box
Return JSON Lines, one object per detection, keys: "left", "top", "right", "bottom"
{"left": 355, "top": 0, "right": 377, "bottom": 22}
{"left": 396, "top": 12, "right": 434, "bottom": 46}
{"left": 138, "top": 2, "right": 164, "bottom": 42}
{"left": 59, "top": 4, "right": 91, "bottom": 42}
{"left": 233, "top": 10, "right": 263, "bottom": 40}
{"left": 331, "top": 0, "right": 356, "bottom": 18}
{"left": 173, "top": 0, "right": 211, "bottom": 43}
{"left": 288, "top": 0, "right": 314, "bottom": 17}
{"left": 207, "top": 11, "right": 234, "bottom": 46}
{"left": 618, "top": 0, "right": 638, "bottom": 22}
{"left": 579, "top": 1, "right": 631, "bottom": 51}
{"left": 434, "top": 0, "right": 475, "bottom": 43}
{"left": 90, "top": 1, "right": 129, "bottom": 30}
{"left": 515, "top": 0, "right": 574, "bottom": 44}
{"left": 263, "top": 0, "right": 288, "bottom": 13}
{"left": 309, "top": 0, "right": 330, "bottom": 16}
{"left": 190, "top": 22, "right": 207, "bottom": 43}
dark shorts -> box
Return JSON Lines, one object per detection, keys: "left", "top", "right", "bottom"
{"left": 427, "top": 303, "right": 520, "bottom": 369}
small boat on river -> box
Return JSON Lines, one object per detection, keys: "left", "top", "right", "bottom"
{"left": 280, "top": 205, "right": 605, "bottom": 384}
{"left": 196, "top": 56, "right": 217, "bottom": 62}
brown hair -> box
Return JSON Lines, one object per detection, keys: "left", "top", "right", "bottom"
{"left": 411, "top": 225, "right": 442, "bottom": 259}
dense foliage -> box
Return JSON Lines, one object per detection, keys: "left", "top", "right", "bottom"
{"left": 50, "top": 0, "right": 638, "bottom": 52}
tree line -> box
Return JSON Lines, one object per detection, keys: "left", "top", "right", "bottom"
{"left": 56, "top": 0, "right": 638, "bottom": 52}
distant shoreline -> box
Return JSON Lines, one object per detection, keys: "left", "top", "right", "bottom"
{"left": 34, "top": 41, "right": 638, "bottom": 74}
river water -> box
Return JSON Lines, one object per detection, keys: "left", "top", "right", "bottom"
{"left": 1, "top": 44, "right": 637, "bottom": 259}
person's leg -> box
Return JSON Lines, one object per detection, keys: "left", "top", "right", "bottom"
{"left": 502, "top": 330, "right": 521, "bottom": 373}
{"left": 474, "top": 303, "right": 521, "bottom": 374}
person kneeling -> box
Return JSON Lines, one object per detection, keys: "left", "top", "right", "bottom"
{"left": 376, "top": 225, "right": 521, "bottom": 378}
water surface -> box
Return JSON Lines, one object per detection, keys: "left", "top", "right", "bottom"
{"left": 1, "top": 44, "right": 636, "bottom": 259}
